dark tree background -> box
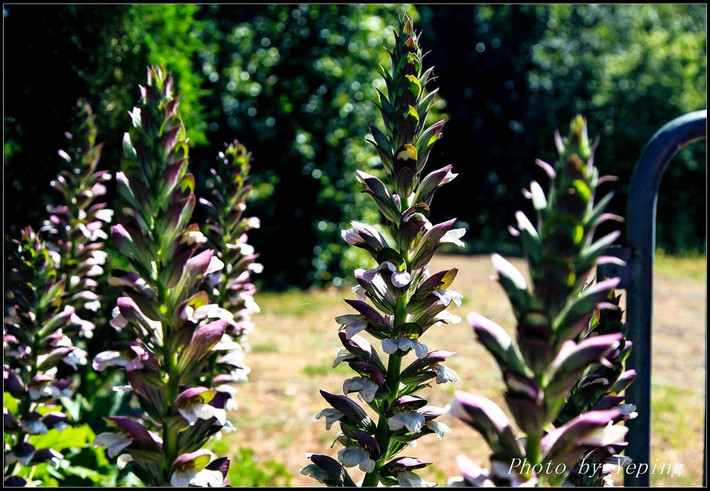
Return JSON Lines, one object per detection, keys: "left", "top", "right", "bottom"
{"left": 4, "top": 4, "right": 706, "bottom": 289}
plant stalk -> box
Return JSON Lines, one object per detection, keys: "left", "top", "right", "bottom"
{"left": 361, "top": 291, "right": 407, "bottom": 487}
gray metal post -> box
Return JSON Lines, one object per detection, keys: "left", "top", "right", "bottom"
{"left": 623, "top": 110, "right": 706, "bottom": 486}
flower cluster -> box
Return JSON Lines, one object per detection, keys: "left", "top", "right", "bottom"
{"left": 554, "top": 288, "right": 636, "bottom": 486}
{"left": 91, "top": 66, "right": 232, "bottom": 486}
{"left": 302, "top": 16, "right": 463, "bottom": 487}
{"left": 449, "top": 116, "right": 633, "bottom": 486}
{"left": 4, "top": 227, "right": 86, "bottom": 486}
{"left": 198, "top": 140, "right": 262, "bottom": 391}
{"left": 39, "top": 98, "right": 113, "bottom": 333}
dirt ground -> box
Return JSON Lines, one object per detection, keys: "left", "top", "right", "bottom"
{"left": 226, "top": 253, "right": 706, "bottom": 487}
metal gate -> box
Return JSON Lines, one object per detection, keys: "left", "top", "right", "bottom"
{"left": 597, "top": 109, "right": 706, "bottom": 486}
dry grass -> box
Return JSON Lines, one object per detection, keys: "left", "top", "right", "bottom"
{"left": 224, "top": 253, "right": 706, "bottom": 487}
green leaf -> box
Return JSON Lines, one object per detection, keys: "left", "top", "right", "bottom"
{"left": 4, "top": 391, "right": 19, "bottom": 414}
{"left": 30, "top": 424, "right": 96, "bottom": 451}
{"left": 59, "top": 394, "right": 85, "bottom": 422}
{"left": 61, "top": 465, "right": 106, "bottom": 483}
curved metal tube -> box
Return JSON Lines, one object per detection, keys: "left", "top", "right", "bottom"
{"left": 624, "top": 110, "right": 706, "bottom": 486}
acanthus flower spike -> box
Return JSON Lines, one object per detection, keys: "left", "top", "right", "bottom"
{"left": 303, "top": 15, "right": 463, "bottom": 487}
{"left": 197, "top": 139, "right": 261, "bottom": 405}
{"left": 4, "top": 227, "right": 85, "bottom": 482}
{"left": 40, "top": 99, "right": 113, "bottom": 335}
{"left": 92, "top": 66, "right": 232, "bottom": 486}
{"left": 450, "top": 116, "right": 634, "bottom": 486}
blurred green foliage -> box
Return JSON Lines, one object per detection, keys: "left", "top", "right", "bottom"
{"left": 418, "top": 4, "right": 705, "bottom": 255}
{"left": 3, "top": 389, "right": 129, "bottom": 486}
{"left": 4, "top": 4, "right": 706, "bottom": 290}
{"left": 209, "top": 444, "right": 293, "bottom": 487}
{"left": 191, "top": 5, "right": 418, "bottom": 288}
{"left": 4, "top": 4, "right": 207, "bottom": 239}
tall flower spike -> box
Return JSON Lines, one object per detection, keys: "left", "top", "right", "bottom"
{"left": 93, "top": 66, "right": 231, "bottom": 486}
{"left": 4, "top": 227, "right": 86, "bottom": 484}
{"left": 303, "top": 15, "right": 463, "bottom": 487}
{"left": 198, "top": 140, "right": 261, "bottom": 394}
{"left": 450, "top": 116, "right": 633, "bottom": 487}
{"left": 40, "top": 98, "right": 113, "bottom": 332}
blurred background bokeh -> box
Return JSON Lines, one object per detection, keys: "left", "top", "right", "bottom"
{"left": 4, "top": 4, "right": 706, "bottom": 290}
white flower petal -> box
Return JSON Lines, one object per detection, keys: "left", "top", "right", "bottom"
{"left": 205, "top": 256, "right": 225, "bottom": 276}
{"left": 242, "top": 294, "right": 261, "bottom": 314}
{"left": 398, "top": 338, "right": 415, "bottom": 353}
{"left": 93, "top": 432, "right": 132, "bottom": 458}
{"left": 392, "top": 271, "right": 411, "bottom": 287}
{"left": 352, "top": 284, "right": 367, "bottom": 301}
{"left": 343, "top": 377, "right": 378, "bottom": 403}
{"left": 300, "top": 464, "right": 329, "bottom": 483}
{"left": 388, "top": 411, "right": 425, "bottom": 434}
{"left": 433, "top": 363, "right": 460, "bottom": 384}
{"left": 212, "top": 333, "right": 241, "bottom": 351}
{"left": 382, "top": 338, "right": 399, "bottom": 354}
{"left": 441, "top": 228, "right": 466, "bottom": 248}
{"left": 333, "top": 347, "right": 354, "bottom": 368}
{"left": 434, "top": 310, "right": 462, "bottom": 325}
{"left": 426, "top": 420, "right": 452, "bottom": 441}
{"left": 92, "top": 350, "right": 130, "bottom": 371}
{"left": 170, "top": 468, "right": 224, "bottom": 487}
{"left": 247, "top": 216, "right": 261, "bottom": 229}
{"left": 580, "top": 423, "right": 628, "bottom": 446}
{"left": 398, "top": 471, "right": 436, "bottom": 487}
{"left": 433, "top": 289, "right": 464, "bottom": 307}
{"left": 413, "top": 340, "right": 429, "bottom": 359}
{"left": 338, "top": 446, "right": 368, "bottom": 468}
{"left": 25, "top": 419, "right": 49, "bottom": 435}
{"left": 315, "top": 408, "right": 343, "bottom": 430}
{"left": 117, "top": 453, "right": 133, "bottom": 469}
{"left": 95, "top": 209, "right": 114, "bottom": 223}
{"left": 345, "top": 321, "right": 368, "bottom": 339}
{"left": 7, "top": 450, "right": 34, "bottom": 466}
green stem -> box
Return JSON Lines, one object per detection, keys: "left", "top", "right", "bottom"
{"left": 162, "top": 349, "right": 180, "bottom": 482}
{"left": 361, "top": 291, "right": 407, "bottom": 487}
{"left": 362, "top": 354, "right": 402, "bottom": 488}
{"left": 525, "top": 433, "right": 542, "bottom": 480}
{"left": 158, "top": 275, "right": 179, "bottom": 482}
{"left": 205, "top": 352, "right": 218, "bottom": 388}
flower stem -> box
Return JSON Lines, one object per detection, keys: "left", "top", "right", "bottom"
{"left": 525, "top": 432, "right": 542, "bottom": 479}
{"left": 362, "top": 291, "right": 407, "bottom": 487}
{"left": 162, "top": 331, "right": 180, "bottom": 481}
